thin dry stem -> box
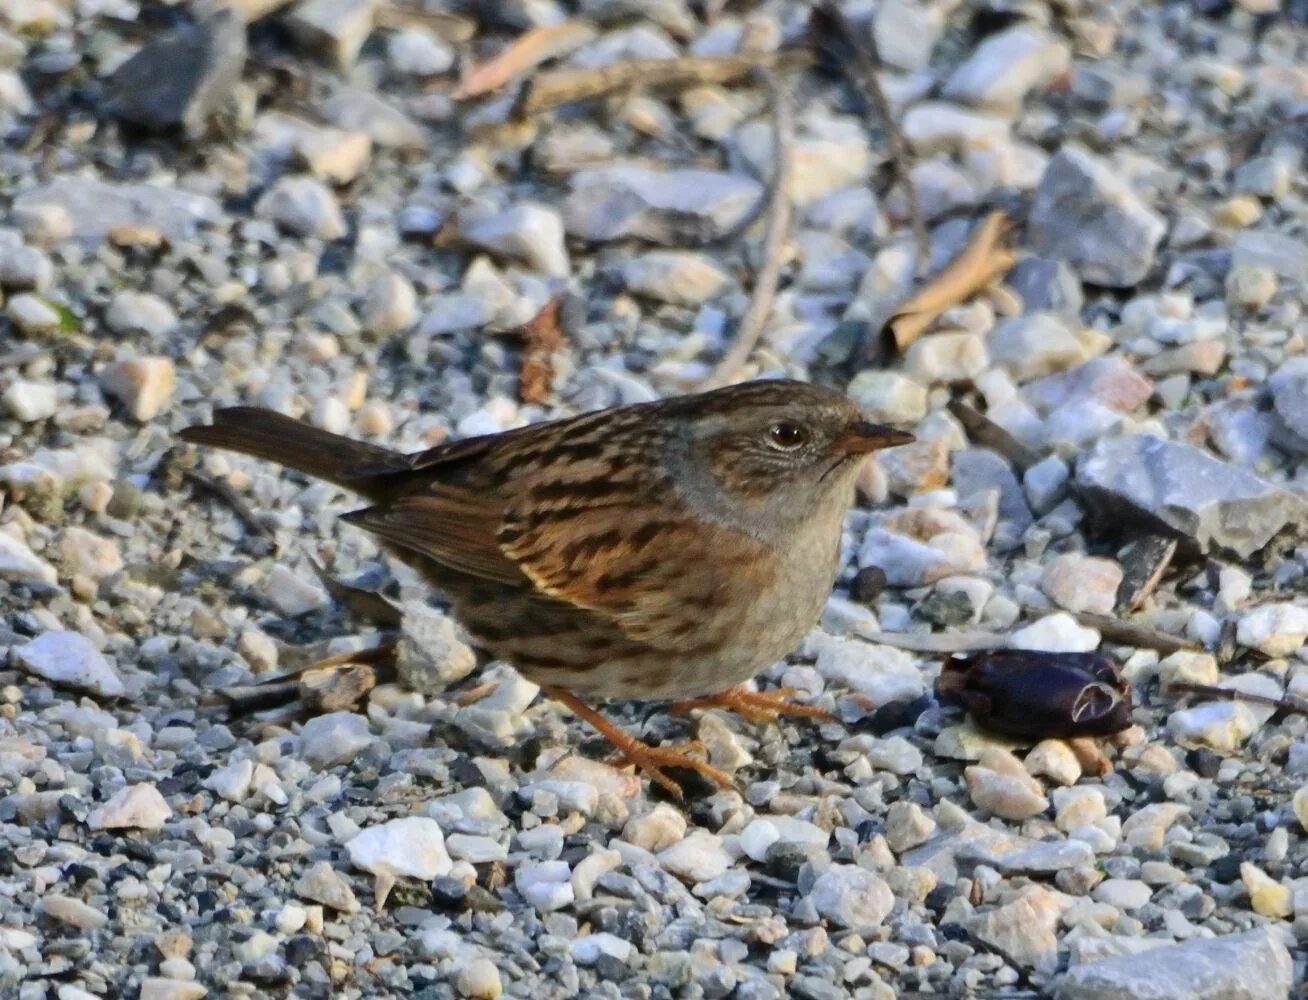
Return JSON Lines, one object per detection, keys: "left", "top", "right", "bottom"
{"left": 1072, "top": 612, "right": 1199, "bottom": 654}
{"left": 811, "top": 2, "right": 927, "bottom": 273}
{"left": 947, "top": 398, "right": 1042, "bottom": 473}
{"left": 373, "top": 4, "right": 475, "bottom": 42}
{"left": 1168, "top": 681, "right": 1308, "bottom": 715}
{"left": 886, "top": 210, "right": 1017, "bottom": 351}
{"left": 852, "top": 625, "right": 1007, "bottom": 653}
{"left": 705, "top": 72, "right": 794, "bottom": 389}
{"left": 514, "top": 49, "right": 809, "bottom": 117}
{"left": 454, "top": 21, "right": 598, "bottom": 100}
{"left": 184, "top": 469, "right": 271, "bottom": 540}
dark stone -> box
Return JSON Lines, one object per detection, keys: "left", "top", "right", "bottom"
{"left": 109, "top": 10, "right": 247, "bottom": 135}
{"left": 864, "top": 694, "right": 933, "bottom": 735}
{"left": 1187, "top": 747, "right": 1222, "bottom": 778}
{"left": 193, "top": 890, "right": 219, "bottom": 914}
{"left": 594, "top": 954, "right": 632, "bottom": 983}
{"left": 1209, "top": 855, "right": 1242, "bottom": 884}
{"left": 763, "top": 842, "right": 815, "bottom": 882}
{"left": 851, "top": 566, "right": 887, "bottom": 604}
{"left": 285, "top": 935, "right": 327, "bottom": 967}
{"left": 63, "top": 863, "right": 96, "bottom": 885}
{"left": 938, "top": 921, "right": 969, "bottom": 941}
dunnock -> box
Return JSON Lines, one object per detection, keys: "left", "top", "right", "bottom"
{"left": 181, "top": 379, "right": 912, "bottom": 794}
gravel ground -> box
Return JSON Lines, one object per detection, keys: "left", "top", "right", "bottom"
{"left": 2, "top": 0, "right": 1308, "bottom": 998}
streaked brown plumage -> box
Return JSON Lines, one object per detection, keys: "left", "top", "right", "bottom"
{"left": 181, "top": 379, "right": 912, "bottom": 794}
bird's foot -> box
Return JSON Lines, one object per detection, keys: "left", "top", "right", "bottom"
{"left": 668, "top": 685, "right": 835, "bottom": 725}
{"left": 604, "top": 739, "right": 734, "bottom": 798}
{"left": 544, "top": 686, "right": 734, "bottom": 799}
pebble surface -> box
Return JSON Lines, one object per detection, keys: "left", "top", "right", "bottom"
{"left": 0, "top": 1, "right": 1306, "bottom": 998}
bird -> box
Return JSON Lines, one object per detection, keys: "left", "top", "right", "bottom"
{"left": 180, "top": 379, "right": 913, "bottom": 796}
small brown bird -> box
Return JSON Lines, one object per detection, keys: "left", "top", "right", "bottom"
{"left": 181, "top": 379, "right": 912, "bottom": 794}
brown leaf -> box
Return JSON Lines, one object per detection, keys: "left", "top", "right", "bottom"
{"left": 886, "top": 211, "right": 1018, "bottom": 351}
{"left": 454, "top": 21, "right": 598, "bottom": 101}
{"left": 518, "top": 297, "right": 565, "bottom": 404}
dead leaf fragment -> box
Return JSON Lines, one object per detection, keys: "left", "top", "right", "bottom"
{"left": 518, "top": 297, "right": 565, "bottom": 404}
{"left": 886, "top": 211, "right": 1018, "bottom": 351}
{"left": 455, "top": 21, "right": 598, "bottom": 101}
{"left": 515, "top": 50, "right": 810, "bottom": 117}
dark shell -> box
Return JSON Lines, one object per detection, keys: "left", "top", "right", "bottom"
{"left": 936, "top": 650, "right": 1133, "bottom": 739}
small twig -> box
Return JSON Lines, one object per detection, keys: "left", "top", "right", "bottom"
{"left": 853, "top": 625, "right": 1006, "bottom": 653}
{"left": 1168, "top": 681, "right": 1308, "bottom": 715}
{"left": 947, "top": 398, "right": 1042, "bottom": 473}
{"left": 513, "top": 49, "right": 810, "bottom": 117}
{"left": 1072, "top": 612, "right": 1198, "bottom": 654}
{"left": 454, "top": 21, "right": 597, "bottom": 100}
{"left": 886, "top": 211, "right": 1017, "bottom": 352}
{"left": 372, "top": 5, "right": 475, "bottom": 42}
{"left": 183, "top": 470, "right": 272, "bottom": 540}
{"left": 704, "top": 72, "right": 794, "bottom": 389}
{"left": 1115, "top": 535, "right": 1179, "bottom": 613}
{"left": 809, "top": 2, "right": 927, "bottom": 273}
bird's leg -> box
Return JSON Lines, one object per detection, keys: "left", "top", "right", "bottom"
{"left": 668, "top": 686, "right": 835, "bottom": 725}
{"left": 543, "top": 686, "right": 734, "bottom": 799}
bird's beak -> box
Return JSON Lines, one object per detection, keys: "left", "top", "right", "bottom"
{"left": 829, "top": 421, "right": 915, "bottom": 456}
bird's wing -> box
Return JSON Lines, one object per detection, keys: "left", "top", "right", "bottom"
{"left": 343, "top": 483, "right": 774, "bottom": 648}
{"left": 498, "top": 499, "right": 775, "bottom": 648}
{"left": 341, "top": 486, "right": 525, "bottom": 586}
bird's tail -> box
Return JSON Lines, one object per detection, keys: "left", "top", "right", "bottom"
{"left": 179, "top": 407, "right": 400, "bottom": 494}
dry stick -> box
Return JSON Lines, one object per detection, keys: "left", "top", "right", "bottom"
{"left": 812, "top": 1, "right": 928, "bottom": 274}
{"left": 853, "top": 625, "right": 1007, "bottom": 653}
{"left": 183, "top": 469, "right": 271, "bottom": 540}
{"left": 1168, "top": 681, "right": 1308, "bottom": 715}
{"left": 704, "top": 72, "right": 794, "bottom": 389}
{"left": 1072, "top": 612, "right": 1199, "bottom": 655}
{"left": 373, "top": 4, "right": 476, "bottom": 42}
{"left": 514, "top": 49, "right": 809, "bottom": 117}
{"left": 454, "top": 20, "right": 598, "bottom": 100}
{"left": 886, "top": 211, "right": 1017, "bottom": 351}
{"left": 947, "top": 398, "right": 1042, "bottom": 473}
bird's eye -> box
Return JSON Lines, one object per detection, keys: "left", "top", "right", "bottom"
{"left": 767, "top": 421, "right": 808, "bottom": 450}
